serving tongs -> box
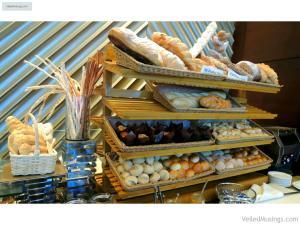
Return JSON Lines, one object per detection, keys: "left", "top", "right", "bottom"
{"left": 153, "top": 186, "right": 164, "bottom": 203}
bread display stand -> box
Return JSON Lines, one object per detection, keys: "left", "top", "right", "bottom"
{"left": 96, "top": 45, "right": 281, "bottom": 200}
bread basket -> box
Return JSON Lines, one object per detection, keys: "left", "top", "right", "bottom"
{"left": 8, "top": 113, "right": 57, "bottom": 176}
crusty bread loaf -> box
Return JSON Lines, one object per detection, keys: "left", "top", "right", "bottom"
{"left": 108, "top": 28, "right": 187, "bottom": 70}
{"left": 236, "top": 61, "right": 261, "bottom": 81}
{"left": 152, "top": 32, "right": 200, "bottom": 71}
{"left": 6, "top": 116, "right": 48, "bottom": 155}
{"left": 200, "top": 54, "right": 228, "bottom": 72}
{"left": 257, "top": 63, "right": 279, "bottom": 85}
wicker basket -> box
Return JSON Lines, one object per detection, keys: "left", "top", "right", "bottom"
{"left": 106, "top": 152, "right": 215, "bottom": 192}
{"left": 113, "top": 44, "right": 226, "bottom": 80}
{"left": 8, "top": 113, "right": 57, "bottom": 176}
{"left": 104, "top": 117, "right": 215, "bottom": 152}
{"left": 213, "top": 120, "right": 274, "bottom": 144}
{"left": 207, "top": 146, "right": 273, "bottom": 175}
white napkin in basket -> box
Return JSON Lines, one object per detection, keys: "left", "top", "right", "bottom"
{"left": 251, "top": 183, "right": 284, "bottom": 203}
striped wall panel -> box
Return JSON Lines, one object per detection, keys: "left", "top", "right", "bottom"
{"left": 0, "top": 21, "right": 235, "bottom": 158}
{"left": 0, "top": 21, "right": 148, "bottom": 157}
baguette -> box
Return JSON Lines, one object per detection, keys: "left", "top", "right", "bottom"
{"left": 152, "top": 32, "right": 200, "bottom": 71}
{"left": 108, "top": 28, "right": 187, "bottom": 70}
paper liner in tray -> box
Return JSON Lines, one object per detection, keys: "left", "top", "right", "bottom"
{"left": 213, "top": 120, "right": 274, "bottom": 144}
{"left": 106, "top": 152, "right": 215, "bottom": 192}
{"left": 113, "top": 44, "right": 226, "bottom": 80}
{"left": 153, "top": 84, "right": 246, "bottom": 113}
{"left": 104, "top": 117, "right": 215, "bottom": 152}
{"left": 205, "top": 146, "right": 273, "bottom": 175}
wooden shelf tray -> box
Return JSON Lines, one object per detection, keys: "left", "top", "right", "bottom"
{"left": 104, "top": 62, "right": 281, "bottom": 94}
{"left": 105, "top": 135, "right": 274, "bottom": 159}
{"left": 103, "top": 98, "right": 277, "bottom": 120}
{"left": 105, "top": 164, "right": 271, "bottom": 199}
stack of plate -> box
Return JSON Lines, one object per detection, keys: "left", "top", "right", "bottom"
{"left": 268, "top": 171, "right": 292, "bottom": 187}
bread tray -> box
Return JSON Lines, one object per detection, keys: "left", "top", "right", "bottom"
{"left": 213, "top": 120, "right": 274, "bottom": 144}
{"left": 153, "top": 84, "right": 246, "bottom": 113}
{"left": 112, "top": 44, "right": 226, "bottom": 81}
{"left": 106, "top": 152, "right": 215, "bottom": 192}
{"left": 104, "top": 117, "right": 215, "bottom": 152}
{"left": 205, "top": 146, "right": 273, "bottom": 175}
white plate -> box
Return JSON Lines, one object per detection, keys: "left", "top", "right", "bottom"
{"left": 292, "top": 180, "right": 300, "bottom": 190}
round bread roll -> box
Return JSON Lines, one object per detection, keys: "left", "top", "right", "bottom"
{"left": 145, "top": 157, "right": 155, "bottom": 165}
{"left": 177, "top": 169, "right": 186, "bottom": 179}
{"left": 138, "top": 173, "right": 150, "bottom": 184}
{"left": 117, "top": 165, "right": 125, "bottom": 173}
{"left": 143, "top": 164, "right": 155, "bottom": 174}
{"left": 150, "top": 172, "right": 160, "bottom": 183}
{"left": 125, "top": 176, "right": 138, "bottom": 186}
{"left": 185, "top": 169, "right": 195, "bottom": 178}
{"left": 123, "top": 160, "right": 133, "bottom": 171}
{"left": 163, "top": 159, "right": 173, "bottom": 168}
{"left": 129, "top": 164, "right": 143, "bottom": 176}
{"left": 169, "top": 170, "right": 178, "bottom": 180}
{"left": 133, "top": 158, "right": 145, "bottom": 164}
{"left": 190, "top": 155, "right": 200, "bottom": 163}
{"left": 235, "top": 152, "right": 243, "bottom": 158}
{"left": 193, "top": 162, "right": 202, "bottom": 174}
{"left": 180, "top": 161, "right": 189, "bottom": 170}
{"left": 225, "top": 161, "right": 234, "bottom": 169}
{"left": 121, "top": 171, "right": 130, "bottom": 179}
{"left": 215, "top": 161, "right": 226, "bottom": 171}
{"left": 236, "top": 159, "right": 244, "bottom": 167}
{"left": 170, "top": 162, "right": 181, "bottom": 171}
{"left": 153, "top": 161, "right": 163, "bottom": 172}
{"left": 201, "top": 161, "right": 210, "bottom": 171}
{"left": 159, "top": 169, "right": 170, "bottom": 181}
{"left": 188, "top": 161, "right": 195, "bottom": 169}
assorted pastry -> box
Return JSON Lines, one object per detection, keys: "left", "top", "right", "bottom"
{"left": 108, "top": 25, "right": 280, "bottom": 86}
{"left": 113, "top": 120, "right": 213, "bottom": 146}
{"left": 212, "top": 121, "right": 270, "bottom": 141}
{"left": 6, "top": 116, "right": 54, "bottom": 155}
{"left": 162, "top": 87, "right": 232, "bottom": 109}
{"left": 202, "top": 147, "right": 271, "bottom": 173}
{"left": 113, "top": 153, "right": 213, "bottom": 187}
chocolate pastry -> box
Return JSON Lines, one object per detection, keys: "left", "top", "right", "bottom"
{"left": 188, "top": 126, "right": 202, "bottom": 141}
{"left": 120, "top": 131, "right": 136, "bottom": 146}
{"left": 137, "top": 133, "right": 150, "bottom": 144}
{"left": 162, "top": 131, "right": 175, "bottom": 143}
{"left": 115, "top": 121, "right": 127, "bottom": 132}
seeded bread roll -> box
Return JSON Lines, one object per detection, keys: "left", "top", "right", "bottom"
{"left": 108, "top": 28, "right": 187, "bottom": 70}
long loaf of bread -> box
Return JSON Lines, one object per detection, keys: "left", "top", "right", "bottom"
{"left": 152, "top": 32, "right": 201, "bottom": 71}
{"left": 108, "top": 28, "right": 187, "bottom": 70}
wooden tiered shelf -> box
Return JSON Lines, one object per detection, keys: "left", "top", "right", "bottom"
{"left": 104, "top": 135, "right": 274, "bottom": 159}
{"left": 105, "top": 164, "right": 271, "bottom": 200}
{"left": 99, "top": 46, "right": 281, "bottom": 200}
{"left": 102, "top": 97, "right": 277, "bottom": 120}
